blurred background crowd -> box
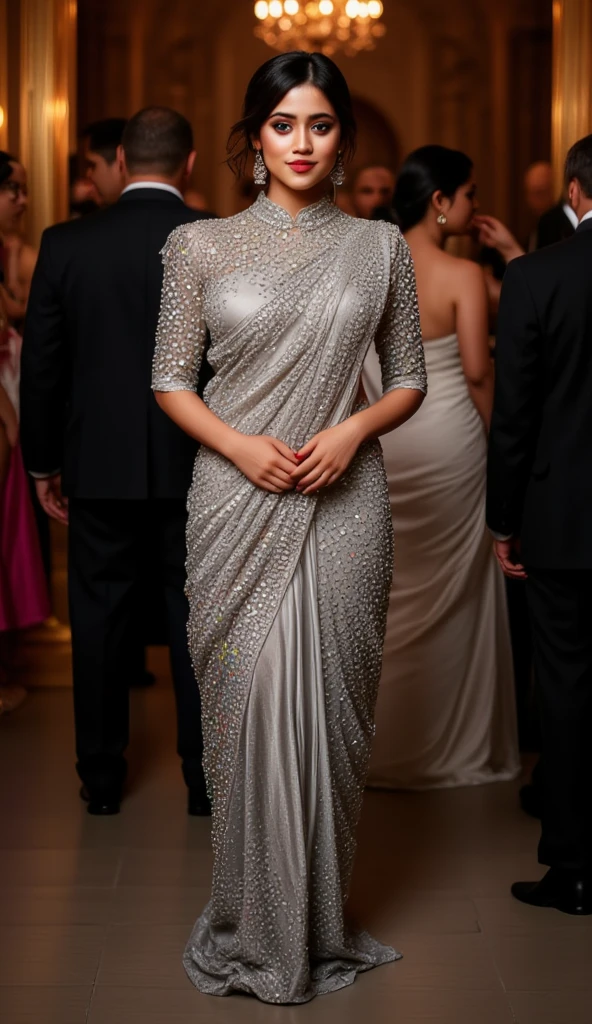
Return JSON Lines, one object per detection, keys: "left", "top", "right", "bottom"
{"left": 1, "top": 0, "right": 591, "bottom": 790}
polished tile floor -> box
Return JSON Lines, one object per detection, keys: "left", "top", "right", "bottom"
{"left": 1, "top": 657, "right": 591, "bottom": 1023}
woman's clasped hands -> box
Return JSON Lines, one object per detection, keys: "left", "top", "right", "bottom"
{"left": 229, "top": 419, "right": 362, "bottom": 496}
{"left": 291, "top": 419, "right": 362, "bottom": 495}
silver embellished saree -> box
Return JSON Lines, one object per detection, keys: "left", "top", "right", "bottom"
{"left": 152, "top": 193, "right": 426, "bottom": 1004}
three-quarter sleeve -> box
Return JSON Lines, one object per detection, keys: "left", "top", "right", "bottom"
{"left": 374, "top": 224, "right": 427, "bottom": 396}
{"left": 152, "top": 224, "right": 207, "bottom": 393}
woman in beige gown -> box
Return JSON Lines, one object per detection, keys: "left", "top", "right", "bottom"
{"left": 365, "top": 146, "right": 520, "bottom": 790}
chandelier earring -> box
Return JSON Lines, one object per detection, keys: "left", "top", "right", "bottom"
{"left": 330, "top": 152, "right": 345, "bottom": 187}
{"left": 437, "top": 212, "right": 447, "bottom": 225}
{"left": 253, "top": 149, "right": 268, "bottom": 186}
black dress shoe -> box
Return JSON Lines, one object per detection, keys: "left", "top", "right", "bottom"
{"left": 519, "top": 783, "right": 542, "bottom": 819}
{"left": 511, "top": 868, "right": 592, "bottom": 915}
{"left": 188, "top": 786, "right": 211, "bottom": 817}
{"left": 79, "top": 784, "right": 121, "bottom": 816}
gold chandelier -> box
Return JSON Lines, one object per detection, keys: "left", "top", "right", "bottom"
{"left": 253, "top": 1, "right": 386, "bottom": 57}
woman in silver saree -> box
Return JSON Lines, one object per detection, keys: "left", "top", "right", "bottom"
{"left": 152, "top": 52, "right": 427, "bottom": 1005}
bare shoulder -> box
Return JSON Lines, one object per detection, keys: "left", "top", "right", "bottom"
{"left": 19, "top": 242, "right": 38, "bottom": 270}
{"left": 448, "top": 254, "right": 485, "bottom": 285}
{"left": 432, "top": 252, "right": 486, "bottom": 299}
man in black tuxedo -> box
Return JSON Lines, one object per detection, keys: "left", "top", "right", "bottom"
{"left": 20, "top": 107, "right": 214, "bottom": 816}
{"left": 487, "top": 134, "right": 592, "bottom": 915}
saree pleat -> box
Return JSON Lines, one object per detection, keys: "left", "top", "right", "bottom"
{"left": 152, "top": 193, "right": 427, "bottom": 1002}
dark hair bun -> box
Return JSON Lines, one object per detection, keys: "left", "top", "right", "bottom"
{"left": 394, "top": 144, "right": 473, "bottom": 232}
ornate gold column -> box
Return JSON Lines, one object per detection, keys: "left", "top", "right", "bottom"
{"left": 19, "top": 0, "right": 77, "bottom": 245}
{"left": 552, "top": 0, "right": 592, "bottom": 194}
{"left": 0, "top": 0, "right": 8, "bottom": 151}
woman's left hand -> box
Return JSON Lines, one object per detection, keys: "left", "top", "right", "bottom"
{"left": 291, "top": 418, "right": 363, "bottom": 495}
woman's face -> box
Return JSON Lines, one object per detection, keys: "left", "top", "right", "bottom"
{"left": 255, "top": 84, "right": 341, "bottom": 194}
{"left": 441, "top": 176, "right": 479, "bottom": 235}
{"left": 0, "top": 162, "right": 28, "bottom": 234}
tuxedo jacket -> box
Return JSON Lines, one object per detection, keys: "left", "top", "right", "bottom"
{"left": 20, "top": 188, "right": 214, "bottom": 499}
{"left": 486, "top": 217, "right": 592, "bottom": 568}
{"left": 534, "top": 201, "right": 575, "bottom": 250}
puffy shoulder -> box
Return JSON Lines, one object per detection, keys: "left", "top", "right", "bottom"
{"left": 361, "top": 218, "right": 406, "bottom": 255}
{"left": 161, "top": 219, "right": 211, "bottom": 262}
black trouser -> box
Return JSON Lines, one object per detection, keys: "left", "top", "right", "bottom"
{"left": 526, "top": 568, "right": 592, "bottom": 872}
{"left": 68, "top": 498, "right": 204, "bottom": 793}
{"left": 505, "top": 577, "right": 537, "bottom": 750}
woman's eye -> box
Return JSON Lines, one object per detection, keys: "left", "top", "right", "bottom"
{"left": 312, "top": 123, "right": 331, "bottom": 133}
{"left": 272, "top": 122, "right": 291, "bottom": 133}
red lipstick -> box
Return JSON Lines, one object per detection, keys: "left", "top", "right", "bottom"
{"left": 287, "top": 161, "right": 316, "bottom": 173}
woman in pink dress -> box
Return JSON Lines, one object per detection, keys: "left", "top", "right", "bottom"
{"left": 0, "top": 151, "right": 50, "bottom": 711}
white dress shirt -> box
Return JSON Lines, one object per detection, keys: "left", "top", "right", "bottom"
{"left": 121, "top": 181, "right": 184, "bottom": 201}
{"left": 562, "top": 203, "right": 579, "bottom": 231}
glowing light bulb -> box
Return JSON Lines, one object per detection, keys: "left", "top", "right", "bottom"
{"left": 269, "top": 0, "right": 283, "bottom": 15}
{"left": 0, "top": 106, "right": 4, "bottom": 130}
{"left": 368, "top": 0, "right": 383, "bottom": 15}
{"left": 284, "top": 0, "right": 299, "bottom": 12}
{"left": 319, "top": 0, "right": 334, "bottom": 13}
{"left": 358, "top": 2, "right": 369, "bottom": 16}
{"left": 345, "top": 0, "right": 359, "bottom": 17}
{"left": 254, "top": 1, "right": 269, "bottom": 18}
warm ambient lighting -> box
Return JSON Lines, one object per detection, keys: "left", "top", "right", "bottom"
{"left": 0, "top": 106, "right": 5, "bottom": 130}
{"left": 44, "top": 97, "right": 69, "bottom": 121}
{"left": 253, "top": 0, "right": 385, "bottom": 56}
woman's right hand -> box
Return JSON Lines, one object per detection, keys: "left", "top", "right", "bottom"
{"left": 228, "top": 433, "right": 298, "bottom": 493}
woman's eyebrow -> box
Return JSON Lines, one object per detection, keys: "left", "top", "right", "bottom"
{"left": 268, "top": 111, "right": 336, "bottom": 120}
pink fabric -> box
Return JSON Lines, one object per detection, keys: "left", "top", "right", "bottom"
{"left": 0, "top": 444, "right": 50, "bottom": 631}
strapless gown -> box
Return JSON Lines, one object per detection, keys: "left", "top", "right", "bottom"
{"left": 363, "top": 333, "right": 520, "bottom": 789}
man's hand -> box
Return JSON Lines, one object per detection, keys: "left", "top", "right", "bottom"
{"left": 494, "top": 538, "right": 527, "bottom": 580}
{"left": 473, "top": 215, "right": 524, "bottom": 263}
{"left": 35, "top": 474, "right": 69, "bottom": 524}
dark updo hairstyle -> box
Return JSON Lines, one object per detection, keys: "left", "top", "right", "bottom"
{"left": 393, "top": 144, "right": 473, "bottom": 232}
{"left": 0, "top": 151, "right": 19, "bottom": 187}
{"left": 227, "top": 51, "right": 356, "bottom": 178}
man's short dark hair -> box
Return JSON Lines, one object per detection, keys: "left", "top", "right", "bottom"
{"left": 122, "top": 107, "right": 194, "bottom": 176}
{"left": 82, "top": 119, "right": 127, "bottom": 164}
{"left": 564, "top": 134, "right": 592, "bottom": 197}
